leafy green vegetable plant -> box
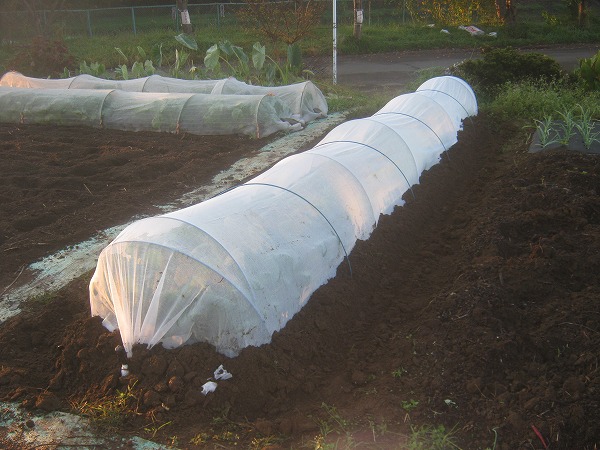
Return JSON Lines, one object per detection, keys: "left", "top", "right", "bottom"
{"left": 204, "top": 40, "right": 251, "bottom": 80}
{"left": 175, "top": 33, "right": 198, "bottom": 51}
{"left": 203, "top": 41, "right": 305, "bottom": 85}
{"left": 131, "top": 60, "right": 155, "bottom": 78}
{"left": 114, "top": 46, "right": 157, "bottom": 80}
{"left": 115, "top": 63, "right": 129, "bottom": 80}
{"left": 79, "top": 61, "right": 107, "bottom": 77}
{"left": 171, "top": 48, "right": 190, "bottom": 79}
{"left": 578, "top": 50, "right": 600, "bottom": 91}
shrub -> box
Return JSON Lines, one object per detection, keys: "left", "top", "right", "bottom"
{"left": 7, "top": 36, "right": 75, "bottom": 77}
{"left": 451, "top": 46, "right": 564, "bottom": 97}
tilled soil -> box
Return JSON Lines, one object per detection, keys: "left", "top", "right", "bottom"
{"left": 0, "top": 113, "right": 598, "bottom": 450}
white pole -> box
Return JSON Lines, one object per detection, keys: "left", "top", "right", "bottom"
{"left": 333, "top": 0, "right": 337, "bottom": 84}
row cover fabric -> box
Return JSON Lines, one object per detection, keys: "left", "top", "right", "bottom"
{"left": 0, "top": 71, "right": 328, "bottom": 125}
{"left": 0, "top": 86, "right": 302, "bottom": 137}
{"left": 89, "top": 76, "right": 477, "bottom": 357}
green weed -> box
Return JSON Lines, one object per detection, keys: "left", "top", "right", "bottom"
{"left": 249, "top": 435, "right": 285, "bottom": 449}
{"left": 367, "top": 415, "right": 390, "bottom": 442}
{"left": 308, "top": 403, "right": 358, "bottom": 449}
{"left": 321, "top": 402, "right": 351, "bottom": 431}
{"left": 408, "top": 424, "right": 461, "bottom": 450}
{"left": 392, "top": 367, "right": 408, "bottom": 378}
{"left": 71, "top": 383, "right": 139, "bottom": 430}
{"left": 189, "top": 432, "right": 210, "bottom": 445}
{"left": 402, "top": 399, "right": 420, "bottom": 412}
{"left": 144, "top": 420, "right": 172, "bottom": 439}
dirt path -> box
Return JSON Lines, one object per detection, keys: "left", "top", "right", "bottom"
{"left": 319, "top": 44, "right": 600, "bottom": 93}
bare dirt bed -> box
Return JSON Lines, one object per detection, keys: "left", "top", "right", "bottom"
{"left": 0, "top": 113, "right": 599, "bottom": 449}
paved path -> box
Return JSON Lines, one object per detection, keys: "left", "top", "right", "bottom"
{"left": 331, "top": 44, "right": 599, "bottom": 93}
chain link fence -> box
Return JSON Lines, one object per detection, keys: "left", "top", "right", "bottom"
{"left": 0, "top": 1, "right": 412, "bottom": 41}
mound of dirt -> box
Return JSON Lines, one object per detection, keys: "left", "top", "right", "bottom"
{"left": 0, "top": 114, "right": 599, "bottom": 450}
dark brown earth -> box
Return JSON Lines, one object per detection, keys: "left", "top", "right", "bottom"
{"left": 0, "top": 106, "right": 599, "bottom": 450}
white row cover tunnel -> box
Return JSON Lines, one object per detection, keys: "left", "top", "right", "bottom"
{"left": 0, "top": 71, "right": 328, "bottom": 126}
{"left": 0, "top": 86, "right": 301, "bottom": 137}
{"left": 89, "top": 76, "right": 478, "bottom": 357}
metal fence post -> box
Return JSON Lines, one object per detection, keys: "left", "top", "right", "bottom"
{"left": 86, "top": 10, "right": 93, "bottom": 37}
{"left": 131, "top": 7, "right": 137, "bottom": 35}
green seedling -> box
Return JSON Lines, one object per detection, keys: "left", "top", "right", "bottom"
{"left": 556, "top": 106, "right": 577, "bottom": 145}
{"left": 392, "top": 367, "right": 407, "bottom": 378}
{"left": 575, "top": 104, "right": 600, "bottom": 149}
{"left": 486, "top": 427, "right": 499, "bottom": 450}
{"left": 533, "top": 115, "right": 559, "bottom": 148}
{"left": 402, "top": 399, "right": 419, "bottom": 412}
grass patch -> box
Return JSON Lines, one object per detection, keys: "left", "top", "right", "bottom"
{"left": 319, "top": 82, "right": 389, "bottom": 118}
{"left": 485, "top": 79, "right": 600, "bottom": 123}
{"left": 486, "top": 80, "right": 580, "bottom": 121}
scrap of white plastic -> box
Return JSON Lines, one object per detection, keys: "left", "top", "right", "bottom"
{"left": 214, "top": 364, "right": 233, "bottom": 380}
{"left": 458, "top": 25, "right": 485, "bottom": 36}
{"left": 441, "top": 29, "right": 450, "bottom": 34}
{"left": 120, "top": 364, "right": 129, "bottom": 377}
{"left": 201, "top": 381, "right": 218, "bottom": 395}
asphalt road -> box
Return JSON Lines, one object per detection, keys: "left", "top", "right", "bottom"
{"left": 330, "top": 43, "right": 600, "bottom": 93}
